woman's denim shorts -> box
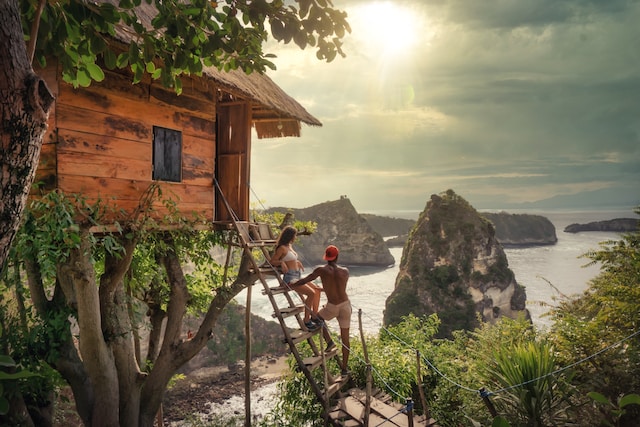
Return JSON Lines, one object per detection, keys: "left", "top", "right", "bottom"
{"left": 283, "top": 270, "right": 301, "bottom": 284}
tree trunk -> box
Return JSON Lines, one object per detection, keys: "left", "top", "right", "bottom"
{"left": 0, "top": 0, "right": 54, "bottom": 271}
{"left": 24, "top": 253, "right": 94, "bottom": 426}
{"left": 99, "top": 243, "right": 143, "bottom": 427}
{"left": 138, "top": 245, "right": 254, "bottom": 427}
{"left": 58, "top": 232, "right": 120, "bottom": 426}
{"left": 24, "top": 226, "right": 258, "bottom": 427}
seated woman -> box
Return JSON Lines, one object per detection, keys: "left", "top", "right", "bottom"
{"left": 270, "top": 226, "right": 322, "bottom": 330}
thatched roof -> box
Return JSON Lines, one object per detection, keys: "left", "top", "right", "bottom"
{"left": 104, "top": 0, "right": 321, "bottom": 138}
{"left": 205, "top": 67, "right": 321, "bottom": 138}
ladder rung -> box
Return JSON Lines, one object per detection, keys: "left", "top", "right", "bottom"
{"left": 322, "top": 382, "right": 343, "bottom": 398}
{"left": 262, "top": 285, "right": 289, "bottom": 295}
{"left": 302, "top": 347, "right": 338, "bottom": 370}
{"left": 285, "top": 329, "right": 316, "bottom": 344}
{"left": 245, "top": 241, "right": 269, "bottom": 248}
{"left": 273, "top": 305, "right": 304, "bottom": 319}
{"left": 251, "top": 267, "right": 278, "bottom": 276}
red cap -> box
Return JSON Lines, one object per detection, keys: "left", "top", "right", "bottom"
{"left": 323, "top": 245, "right": 339, "bottom": 261}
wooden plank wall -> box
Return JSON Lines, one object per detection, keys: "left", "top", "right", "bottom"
{"left": 35, "top": 61, "right": 219, "bottom": 224}
{"left": 215, "top": 102, "right": 251, "bottom": 221}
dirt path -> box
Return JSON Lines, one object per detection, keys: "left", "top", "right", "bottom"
{"left": 161, "top": 356, "right": 290, "bottom": 424}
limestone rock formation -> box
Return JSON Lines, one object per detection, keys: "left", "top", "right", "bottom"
{"left": 360, "top": 214, "right": 415, "bottom": 237}
{"left": 564, "top": 218, "right": 638, "bottom": 233}
{"left": 365, "top": 212, "right": 558, "bottom": 248}
{"left": 267, "top": 198, "right": 395, "bottom": 267}
{"left": 384, "top": 190, "right": 530, "bottom": 338}
{"left": 482, "top": 212, "right": 557, "bottom": 246}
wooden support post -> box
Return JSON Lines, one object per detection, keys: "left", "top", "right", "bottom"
{"left": 155, "top": 404, "right": 163, "bottom": 426}
{"left": 480, "top": 388, "right": 498, "bottom": 418}
{"left": 415, "top": 350, "right": 429, "bottom": 420}
{"left": 358, "top": 309, "right": 371, "bottom": 427}
{"left": 244, "top": 284, "right": 252, "bottom": 427}
{"left": 319, "top": 330, "right": 329, "bottom": 427}
{"left": 406, "top": 398, "right": 414, "bottom": 427}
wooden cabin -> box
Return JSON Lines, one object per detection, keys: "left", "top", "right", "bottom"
{"left": 34, "top": 51, "right": 320, "bottom": 227}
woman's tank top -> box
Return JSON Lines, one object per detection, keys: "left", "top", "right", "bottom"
{"left": 281, "top": 246, "right": 297, "bottom": 262}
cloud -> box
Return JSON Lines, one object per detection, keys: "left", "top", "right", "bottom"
{"left": 250, "top": 0, "right": 640, "bottom": 212}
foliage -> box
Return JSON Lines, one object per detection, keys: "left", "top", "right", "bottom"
{"left": 262, "top": 367, "right": 323, "bottom": 426}
{"left": 234, "top": 208, "right": 640, "bottom": 427}
{"left": 588, "top": 392, "right": 640, "bottom": 427}
{"left": 21, "top": 0, "right": 351, "bottom": 93}
{"left": 0, "top": 309, "right": 50, "bottom": 423}
{"left": 3, "top": 189, "right": 236, "bottom": 422}
{"left": 483, "top": 340, "right": 576, "bottom": 426}
{"left": 548, "top": 209, "right": 640, "bottom": 422}
{"left": 17, "top": 190, "right": 125, "bottom": 281}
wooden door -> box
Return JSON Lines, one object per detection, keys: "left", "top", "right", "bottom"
{"left": 216, "top": 102, "right": 251, "bottom": 221}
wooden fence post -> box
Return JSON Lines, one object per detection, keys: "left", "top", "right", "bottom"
{"left": 358, "top": 309, "right": 372, "bottom": 427}
{"left": 480, "top": 388, "right": 498, "bottom": 418}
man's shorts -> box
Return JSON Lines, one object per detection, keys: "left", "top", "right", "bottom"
{"left": 318, "top": 300, "right": 352, "bottom": 329}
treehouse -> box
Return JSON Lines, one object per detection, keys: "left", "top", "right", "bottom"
{"left": 34, "top": 49, "right": 320, "bottom": 228}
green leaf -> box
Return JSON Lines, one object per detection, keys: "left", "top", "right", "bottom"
{"left": 116, "top": 52, "right": 129, "bottom": 68}
{"left": 184, "top": 8, "right": 201, "bottom": 16}
{"left": 0, "top": 397, "right": 8, "bottom": 416}
{"left": 299, "top": 0, "right": 311, "bottom": 18}
{"left": 0, "top": 371, "right": 38, "bottom": 380}
{"left": 619, "top": 394, "right": 640, "bottom": 408}
{"left": 86, "top": 62, "right": 105, "bottom": 82}
{"left": 270, "top": 20, "right": 285, "bottom": 40}
{"left": 492, "top": 416, "right": 511, "bottom": 427}
{"left": 588, "top": 391, "right": 611, "bottom": 406}
{"left": 90, "top": 33, "right": 107, "bottom": 53}
{"left": 77, "top": 69, "right": 92, "bottom": 87}
{"left": 103, "top": 49, "right": 116, "bottom": 69}
{"left": 0, "top": 355, "right": 15, "bottom": 368}
{"left": 293, "top": 31, "right": 307, "bottom": 49}
{"left": 64, "top": 45, "right": 80, "bottom": 64}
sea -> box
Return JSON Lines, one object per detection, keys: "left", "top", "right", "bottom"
{"left": 235, "top": 208, "right": 636, "bottom": 333}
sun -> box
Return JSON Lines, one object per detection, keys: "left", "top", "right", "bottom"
{"left": 350, "top": 1, "right": 425, "bottom": 59}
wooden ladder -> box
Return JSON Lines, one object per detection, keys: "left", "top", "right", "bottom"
{"left": 228, "top": 220, "right": 438, "bottom": 427}
{"left": 227, "top": 218, "right": 351, "bottom": 425}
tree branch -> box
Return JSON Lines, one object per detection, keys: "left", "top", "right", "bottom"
{"left": 26, "top": 0, "right": 46, "bottom": 63}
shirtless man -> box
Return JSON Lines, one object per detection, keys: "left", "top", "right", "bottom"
{"left": 291, "top": 245, "right": 352, "bottom": 374}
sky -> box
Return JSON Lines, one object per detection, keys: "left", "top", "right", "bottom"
{"left": 249, "top": 0, "right": 640, "bottom": 214}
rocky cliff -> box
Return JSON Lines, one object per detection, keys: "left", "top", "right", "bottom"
{"left": 360, "top": 214, "right": 415, "bottom": 237}
{"left": 267, "top": 198, "right": 395, "bottom": 267}
{"left": 564, "top": 218, "right": 638, "bottom": 233}
{"left": 384, "top": 190, "right": 530, "bottom": 338}
{"left": 482, "top": 212, "right": 557, "bottom": 246}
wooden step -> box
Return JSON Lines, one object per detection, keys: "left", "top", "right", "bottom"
{"left": 348, "top": 389, "right": 431, "bottom": 427}
{"left": 322, "top": 382, "right": 345, "bottom": 399}
{"left": 327, "top": 408, "right": 362, "bottom": 426}
{"left": 262, "top": 284, "right": 290, "bottom": 295}
{"left": 285, "top": 329, "right": 316, "bottom": 345}
{"left": 249, "top": 223, "right": 278, "bottom": 245}
{"left": 274, "top": 305, "right": 304, "bottom": 319}
{"left": 302, "top": 347, "right": 339, "bottom": 370}
{"left": 330, "top": 396, "right": 398, "bottom": 426}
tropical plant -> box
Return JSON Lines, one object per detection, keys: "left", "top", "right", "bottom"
{"left": 483, "top": 340, "right": 577, "bottom": 426}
